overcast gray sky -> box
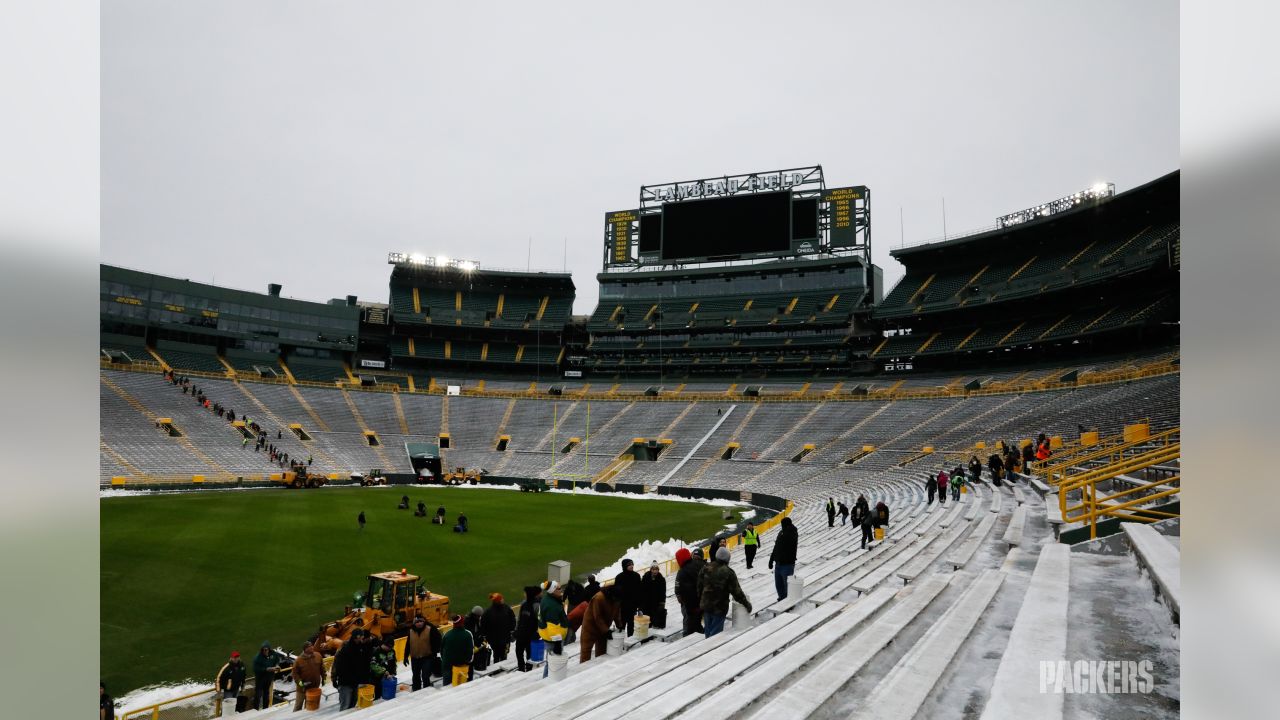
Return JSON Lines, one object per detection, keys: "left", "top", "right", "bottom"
{"left": 103, "top": 0, "right": 1177, "bottom": 314}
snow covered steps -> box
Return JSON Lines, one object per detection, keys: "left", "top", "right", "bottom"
{"left": 849, "top": 569, "right": 1005, "bottom": 720}
{"left": 746, "top": 573, "right": 955, "bottom": 720}
{"left": 1121, "top": 522, "right": 1181, "bottom": 623}
{"left": 944, "top": 510, "right": 1000, "bottom": 571}
{"left": 1002, "top": 505, "right": 1027, "bottom": 548}
{"left": 980, "top": 543, "right": 1070, "bottom": 720}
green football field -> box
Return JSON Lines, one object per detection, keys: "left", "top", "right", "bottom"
{"left": 101, "top": 486, "right": 738, "bottom": 696}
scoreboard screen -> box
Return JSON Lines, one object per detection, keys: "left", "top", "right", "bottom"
{"left": 660, "top": 191, "right": 792, "bottom": 261}
{"left": 638, "top": 213, "right": 662, "bottom": 254}
{"left": 603, "top": 166, "right": 868, "bottom": 268}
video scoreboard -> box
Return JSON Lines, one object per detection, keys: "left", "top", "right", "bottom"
{"left": 604, "top": 166, "right": 869, "bottom": 269}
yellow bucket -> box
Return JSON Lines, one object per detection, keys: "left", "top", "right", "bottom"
{"left": 961, "top": 485, "right": 968, "bottom": 494}
{"left": 357, "top": 684, "right": 375, "bottom": 708}
{"left": 635, "top": 615, "right": 650, "bottom": 639}
{"left": 874, "top": 527, "right": 885, "bottom": 541}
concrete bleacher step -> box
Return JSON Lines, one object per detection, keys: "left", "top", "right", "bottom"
{"left": 479, "top": 631, "right": 716, "bottom": 720}
{"left": 591, "top": 601, "right": 851, "bottom": 720}
{"left": 1120, "top": 522, "right": 1181, "bottom": 623}
{"left": 531, "top": 613, "right": 802, "bottom": 719}
{"left": 980, "top": 543, "right": 1070, "bottom": 720}
{"left": 1002, "top": 505, "right": 1027, "bottom": 548}
{"left": 945, "top": 510, "right": 1000, "bottom": 571}
{"left": 1013, "top": 484, "right": 1027, "bottom": 506}
{"left": 673, "top": 585, "right": 898, "bottom": 720}
{"left": 897, "top": 514, "right": 972, "bottom": 584}
{"left": 990, "top": 486, "right": 1003, "bottom": 513}
{"left": 748, "top": 573, "right": 954, "bottom": 719}
{"left": 849, "top": 569, "right": 1006, "bottom": 720}
{"left": 936, "top": 495, "right": 968, "bottom": 529}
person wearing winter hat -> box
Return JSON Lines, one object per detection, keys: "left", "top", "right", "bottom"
{"left": 216, "top": 651, "right": 247, "bottom": 708}
{"left": 538, "top": 580, "right": 569, "bottom": 676}
{"left": 251, "top": 641, "right": 279, "bottom": 710}
{"left": 613, "top": 558, "right": 643, "bottom": 637}
{"left": 441, "top": 614, "right": 475, "bottom": 686}
{"left": 514, "top": 586, "right": 541, "bottom": 672}
{"left": 481, "top": 592, "right": 516, "bottom": 664}
{"left": 674, "top": 547, "right": 706, "bottom": 637}
{"left": 332, "top": 629, "right": 371, "bottom": 710}
{"left": 697, "top": 546, "right": 752, "bottom": 638}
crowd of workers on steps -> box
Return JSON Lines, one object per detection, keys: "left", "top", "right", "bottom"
{"left": 188, "top": 432, "right": 1054, "bottom": 714}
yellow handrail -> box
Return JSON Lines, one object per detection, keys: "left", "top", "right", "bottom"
{"left": 117, "top": 687, "right": 216, "bottom": 720}
{"left": 1043, "top": 428, "right": 1180, "bottom": 486}
{"left": 1057, "top": 443, "right": 1181, "bottom": 539}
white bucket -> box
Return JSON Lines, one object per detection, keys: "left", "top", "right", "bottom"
{"left": 607, "top": 634, "right": 625, "bottom": 656}
{"left": 731, "top": 601, "right": 752, "bottom": 633}
{"left": 634, "top": 615, "right": 650, "bottom": 639}
{"left": 788, "top": 573, "right": 806, "bottom": 600}
{"left": 547, "top": 652, "right": 570, "bottom": 682}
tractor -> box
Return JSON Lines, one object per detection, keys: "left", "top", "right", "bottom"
{"left": 442, "top": 466, "right": 482, "bottom": 485}
{"left": 314, "top": 569, "right": 450, "bottom": 653}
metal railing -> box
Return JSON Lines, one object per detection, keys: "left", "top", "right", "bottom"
{"left": 1042, "top": 428, "right": 1180, "bottom": 487}
{"left": 1057, "top": 442, "right": 1181, "bottom": 540}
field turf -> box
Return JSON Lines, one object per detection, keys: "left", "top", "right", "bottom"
{"left": 100, "top": 486, "right": 736, "bottom": 695}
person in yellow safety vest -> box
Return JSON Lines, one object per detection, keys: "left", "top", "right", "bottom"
{"left": 741, "top": 522, "right": 761, "bottom": 569}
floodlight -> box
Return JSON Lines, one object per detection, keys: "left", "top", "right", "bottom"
{"left": 458, "top": 261, "right": 477, "bottom": 272}
{"left": 409, "top": 253, "right": 427, "bottom": 265}
{"left": 1091, "top": 182, "right": 1109, "bottom": 194}
{"left": 436, "top": 255, "right": 449, "bottom": 266}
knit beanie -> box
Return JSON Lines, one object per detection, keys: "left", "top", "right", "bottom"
{"left": 675, "top": 548, "right": 692, "bottom": 567}
{"left": 715, "top": 546, "right": 731, "bottom": 562}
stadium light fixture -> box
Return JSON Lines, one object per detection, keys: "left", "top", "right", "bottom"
{"left": 436, "top": 255, "right": 450, "bottom": 266}
{"left": 996, "top": 181, "right": 1115, "bottom": 229}
{"left": 458, "top": 260, "right": 477, "bottom": 272}
{"left": 409, "top": 253, "right": 427, "bottom": 265}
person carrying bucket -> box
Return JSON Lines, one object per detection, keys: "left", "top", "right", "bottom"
{"left": 290, "top": 640, "right": 325, "bottom": 711}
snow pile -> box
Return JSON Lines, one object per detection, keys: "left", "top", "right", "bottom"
{"left": 114, "top": 680, "right": 213, "bottom": 715}
{"left": 593, "top": 538, "right": 694, "bottom": 579}
{"left": 453, "top": 483, "right": 520, "bottom": 491}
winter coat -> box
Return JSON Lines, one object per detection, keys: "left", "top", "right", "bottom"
{"left": 516, "top": 599, "right": 540, "bottom": 642}
{"left": 332, "top": 641, "right": 372, "bottom": 687}
{"left": 440, "top": 627, "right": 474, "bottom": 668}
{"left": 875, "top": 502, "right": 889, "bottom": 526}
{"left": 252, "top": 649, "right": 277, "bottom": 677}
{"left": 538, "top": 594, "right": 569, "bottom": 642}
{"left": 369, "top": 647, "right": 397, "bottom": 678}
{"left": 464, "top": 613, "right": 484, "bottom": 647}
{"left": 405, "top": 623, "right": 438, "bottom": 659}
{"left": 769, "top": 524, "right": 799, "bottom": 565}
{"left": 697, "top": 561, "right": 752, "bottom": 616}
{"left": 218, "top": 661, "right": 246, "bottom": 693}
{"left": 583, "top": 579, "right": 601, "bottom": 602}
{"left": 937, "top": 471, "right": 949, "bottom": 491}
{"left": 291, "top": 650, "right": 325, "bottom": 688}
{"left": 640, "top": 572, "right": 666, "bottom": 616}
{"left": 674, "top": 555, "right": 705, "bottom": 607}
{"left": 854, "top": 497, "right": 869, "bottom": 519}
{"left": 481, "top": 603, "right": 516, "bottom": 646}
{"left": 614, "top": 569, "right": 643, "bottom": 611}
{"left": 580, "top": 591, "right": 621, "bottom": 649}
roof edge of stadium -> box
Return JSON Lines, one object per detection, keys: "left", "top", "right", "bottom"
{"left": 889, "top": 170, "right": 1179, "bottom": 259}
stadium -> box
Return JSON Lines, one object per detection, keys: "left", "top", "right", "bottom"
{"left": 101, "top": 165, "right": 1179, "bottom": 719}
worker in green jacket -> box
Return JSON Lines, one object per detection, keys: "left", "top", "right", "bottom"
{"left": 440, "top": 615, "right": 475, "bottom": 686}
{"left": 538, "top": 580, "right": 569, "bottom": 677}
